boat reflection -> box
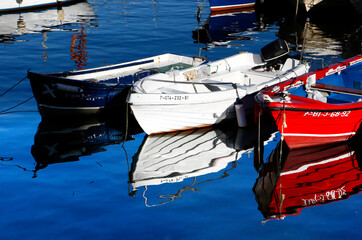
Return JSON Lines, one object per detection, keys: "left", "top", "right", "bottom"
{"left": 0, "top": 1, "right": 97, "bottom": 43}
{"left": 253, "top": 133, "right": 362, "bottom": 221}
{"left": 193, "top": 8, "right": 257, "bottom": 50}
{"left": 31, "top": 114, "right": 142, "bottom": 177}
{"left": 129, "top": 120, "right": 277, "bottom": 207}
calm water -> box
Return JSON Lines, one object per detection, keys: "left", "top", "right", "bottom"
{"left": 0, "top": 1, "right": 361, "bottom": 239}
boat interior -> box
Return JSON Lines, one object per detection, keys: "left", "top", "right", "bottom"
{"left": 136, "top": 56, "right": 301, "bottom": 94}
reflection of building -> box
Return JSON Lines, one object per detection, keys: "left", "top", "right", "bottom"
{"left": 129, "top": 119, "right": 277, "bottom": 207}
{"left": 255, "top": 2, "right": 361, "bottom": 66}
{"left": 193, "top": 9, "right": 257, "bottom": 50}
{"left": 253, "top": 134, "right": 362, "bottom": 221}
{"left": 279, "top": 19, "right": 361, "bottom": 64}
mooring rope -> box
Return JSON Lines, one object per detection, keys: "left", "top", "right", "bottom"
{"left": 0, "top": 75, "right": 28, "bottom": 98}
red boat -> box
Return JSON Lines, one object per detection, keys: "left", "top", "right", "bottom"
{"left": 253, "top": 134, "right": 362, "bottom": 221}
{"left": 255, "top": 55, "right": 362, "bottom": 149}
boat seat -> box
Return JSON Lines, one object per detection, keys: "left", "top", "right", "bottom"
{"left": 310, "top": 83, "right": 362, "bottom": 96}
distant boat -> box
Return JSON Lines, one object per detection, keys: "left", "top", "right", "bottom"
{"left": 28, "top": 54, "right": 205, "bottom": 116}
{"left": 128, "top": 39, "right": 310, "bottom": 135}
{"left": 0, "top": 0, "right": 83, "bottom": 13}
{"left": 253, "top": 133, "right": 362, "bottom": 221}
{"left": 255, "top": 55, "right": 362, "bottom": 149}
{"left": 209, "top": 0, "right": 255, "bottom": 14}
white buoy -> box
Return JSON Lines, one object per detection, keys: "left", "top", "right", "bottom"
{"left": 235, "top": 98, "right": 247, "bottom": 127}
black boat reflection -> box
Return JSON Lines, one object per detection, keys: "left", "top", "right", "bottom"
{"left": 0, "top": 1, "right": 97, "bottom": 44}
{"left": 129, "top": 119, "right": 277, "bottom": 207}
{"left": 31, "top": 114, "right": 142, "bottom": 176}
{"left": 253, "top": 133, "right": 362, "bottom": 221}
{"left": 193, "top": 8, "right": 257, "bottom": 50}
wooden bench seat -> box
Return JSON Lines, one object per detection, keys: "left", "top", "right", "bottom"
{"left": 310, "top": 83, "right": 362, "bottom": 96}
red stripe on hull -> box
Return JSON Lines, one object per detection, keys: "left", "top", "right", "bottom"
{"left": 210, "top": 3, "right": 255, "bottom": 14}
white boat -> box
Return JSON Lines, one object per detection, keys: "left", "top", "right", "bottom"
{"left": 128, "top": 39, "right": 310, "bottom": 135}
{"left": 0, "top": 0, "right": 81, "bottom": 13}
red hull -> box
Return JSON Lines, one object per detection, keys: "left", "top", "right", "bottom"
{"left": 269, "top": 97, "right": 362, "bottom": 149}
{"left": 256, "top": 55, "right": 362, "bottom": 149}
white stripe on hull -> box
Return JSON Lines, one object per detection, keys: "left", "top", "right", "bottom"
{"left": 283, "top": 132, "right": 356, "bottom": 138}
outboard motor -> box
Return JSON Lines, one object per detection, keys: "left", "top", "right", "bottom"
{"left": 261, "top": 39, "right": 290, "bottom": 62}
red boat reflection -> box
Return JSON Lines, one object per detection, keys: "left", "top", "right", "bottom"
{"left": 253, "top": 133, "right": 362, "bottom": 221}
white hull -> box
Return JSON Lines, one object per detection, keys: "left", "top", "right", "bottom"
{"left": 130, "top": 90, "right": 240, "bottom": 134}
{"left": 129, "top": 52, "right": 310, "bottom": 135}
{"left": 0, "top": 0, "right": 78, "bottom": 12}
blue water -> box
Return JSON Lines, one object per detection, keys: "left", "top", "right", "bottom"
{"left": 0, "top": 1, "right": 361, "bottom": 239}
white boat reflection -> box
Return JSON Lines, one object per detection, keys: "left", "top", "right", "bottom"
{"left": 0, "top": 1, "right": 96, "bottom": 43}
{"left": 129, "top": 121, "right": 277, "bottom": 206}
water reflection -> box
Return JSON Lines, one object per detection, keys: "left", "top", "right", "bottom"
{"left": 0, "top": 1, "right": 97, "bottom": 43}
{"left": 31, "top": 114, "right": 142, "bottom": 177}
{"left": 255, "top": 3, "right": 361, "bottom": 65}
{"left": 253, "top": 133, "right": 362, "bottom": 221}
{"left": 129, "top": 120, "right": 277, "bottom": 207}
{"left": 193, "top": 8, "right": 258, "bottom": 50}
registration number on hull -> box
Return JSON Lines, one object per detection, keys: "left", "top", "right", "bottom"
{"left": 303, "top": 111, "right": 351, "bottom": 117}
{"left": 160, "top": 95, "right": 189, "bottom": 101}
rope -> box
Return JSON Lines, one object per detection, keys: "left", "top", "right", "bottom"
{"left": 0, "top": 75, "right": 28, "bottom": 98}
{"left": 0, "top": 96, "right": 35, "bottom": 114}
{"left": 277, "top": 99, "right": 287, "bottom": 219}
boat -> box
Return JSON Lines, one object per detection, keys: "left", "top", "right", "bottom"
{"left": 27, "top": 54, "right": 206, "bottom": 115}
{"left": 209, "top": 0, "right": 255, "bottom": 14}
{"left": 128, "top": 39, "right": 310, "bottom": 135}
{"left": 0, "top": 0, "right": 82, "bottom": 13}
{"left": 129, "top": 120, "right": 277, "bottom": 206}
{"left": 253, "top": 133, "right": 362, "bottom": 221}
{"left": 255, "top": 55, "right": 362, "bottom": 149}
